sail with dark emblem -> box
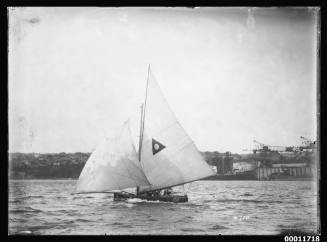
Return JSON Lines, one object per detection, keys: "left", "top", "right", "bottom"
{"left": 138, "top": 69, "right": 215, "bottom": 193}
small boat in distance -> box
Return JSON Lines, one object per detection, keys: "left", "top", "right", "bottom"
{"left": 75, "top": 66, "right": 215, "bottom": 203}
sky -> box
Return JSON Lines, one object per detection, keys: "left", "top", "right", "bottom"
{"left": 8, "top": 7, "right": 319, "bottom": 153}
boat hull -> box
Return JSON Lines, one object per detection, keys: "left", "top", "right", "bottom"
{"left": 113, "top": 192, "right": 188, "bottom": 203}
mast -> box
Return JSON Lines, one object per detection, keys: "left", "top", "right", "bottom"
{"left": 141, "top": 64, "right": 150, "bottom": 143}
{"left": 139, "top": 64, "right": 150, "bottom": 157}
{"left": 136, "top": 104, "right": 143, "bottom": 195}
{"left": 138, "top": 104, "right": 144, "bottom": 162}
{"left": 139, "top": 64, "right": 150, "bottom": 158}
{"left": 136, "top": 65, "right": 150, "bottom": 195}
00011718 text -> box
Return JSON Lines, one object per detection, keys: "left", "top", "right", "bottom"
{"left": 284, "top": 236, "right": 320, "bottom": 242}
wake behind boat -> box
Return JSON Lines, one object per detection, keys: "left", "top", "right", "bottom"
{"left": 75, "top": 66, "right": 215, "bottom": 203}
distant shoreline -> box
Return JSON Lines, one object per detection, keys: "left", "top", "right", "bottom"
{"left": 8, "top": 151, "right": 315, "bottom": 180}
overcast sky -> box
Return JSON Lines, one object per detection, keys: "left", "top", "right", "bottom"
{"left": 8, "top": 7, "right": 318, "bottom": 153}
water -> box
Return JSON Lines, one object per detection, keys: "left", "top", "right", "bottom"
{"left": 9, "top": 180, "right": 319, "bottom": 235}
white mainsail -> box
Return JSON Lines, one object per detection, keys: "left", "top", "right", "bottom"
{"left": 138, "top": 68, "right": 215, "bottom": 193}
{"left": 76, "top": 120, "right": 150, "bottom": 193}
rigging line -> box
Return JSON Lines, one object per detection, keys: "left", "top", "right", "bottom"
{"left": 138, "top": 104, "right": 144, "bottom": 163}
{"left": 140, "top": 65, "right": 150, "bottom": 155}
{"left": 143, "top": 64, "right": 150, "bottom": 123}
{"left": 137, "top": 65, "right": 150, "bottom": 175}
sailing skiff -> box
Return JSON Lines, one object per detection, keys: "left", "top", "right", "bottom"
{"left": 75, "top": 66, "right": 215, "bottom": 203}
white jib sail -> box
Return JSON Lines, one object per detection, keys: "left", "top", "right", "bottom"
{"left": 76, "top": 120, "right": 150, "bottom": 193}
{"left": 139, "top": 69, "right": 215, "bottom": 193}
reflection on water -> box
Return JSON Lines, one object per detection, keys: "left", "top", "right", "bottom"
{"left": 9, "top": 180, "right": 318, "bottom": 235}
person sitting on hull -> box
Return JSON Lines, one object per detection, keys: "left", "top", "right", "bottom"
{"left": 145, "top": 191, "right": 158, "bottom": 199}
{"left": 163, "top": 188, "right": 172, "bottom": 196}
{"left": 146, "top": 191, "right": 152, "bottom": 198}
{"left": 154, "top": 190, "right": 160, "bottom": 199}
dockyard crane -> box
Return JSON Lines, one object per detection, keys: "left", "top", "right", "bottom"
{"left": 242, "top": 140, "right": 268, "bottom": 154}
{"left": 252, "top": 140, "right": 293, "bottom": 153}
{"left": 300, "top": 136, "right": 314, "bottom": 146}
{"left": 249, "top": 137, "right": 316, "bottom": 154}
{"left": 253, "top": 140, "right": 279, "bottom": 151}
{"left": 253, "top": 140, "right": 268, "bottom": 151}
{"left": 299, "top": 136, "right": 316, "bottom": 150}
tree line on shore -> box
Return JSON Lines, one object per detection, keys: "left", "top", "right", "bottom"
{"left": 9, "top": 152, "right": 90, "bottom": 179}
{"left": 8, "top": 151, "right": 232, "bottom": 179}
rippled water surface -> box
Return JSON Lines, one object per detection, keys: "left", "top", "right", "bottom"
{"left": 9, "top": 180, "right": 318, "bottom": 235}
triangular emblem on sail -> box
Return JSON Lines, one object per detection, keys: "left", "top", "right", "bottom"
{"left": 152, "top": 138, "right": 166, "bottom": 155}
